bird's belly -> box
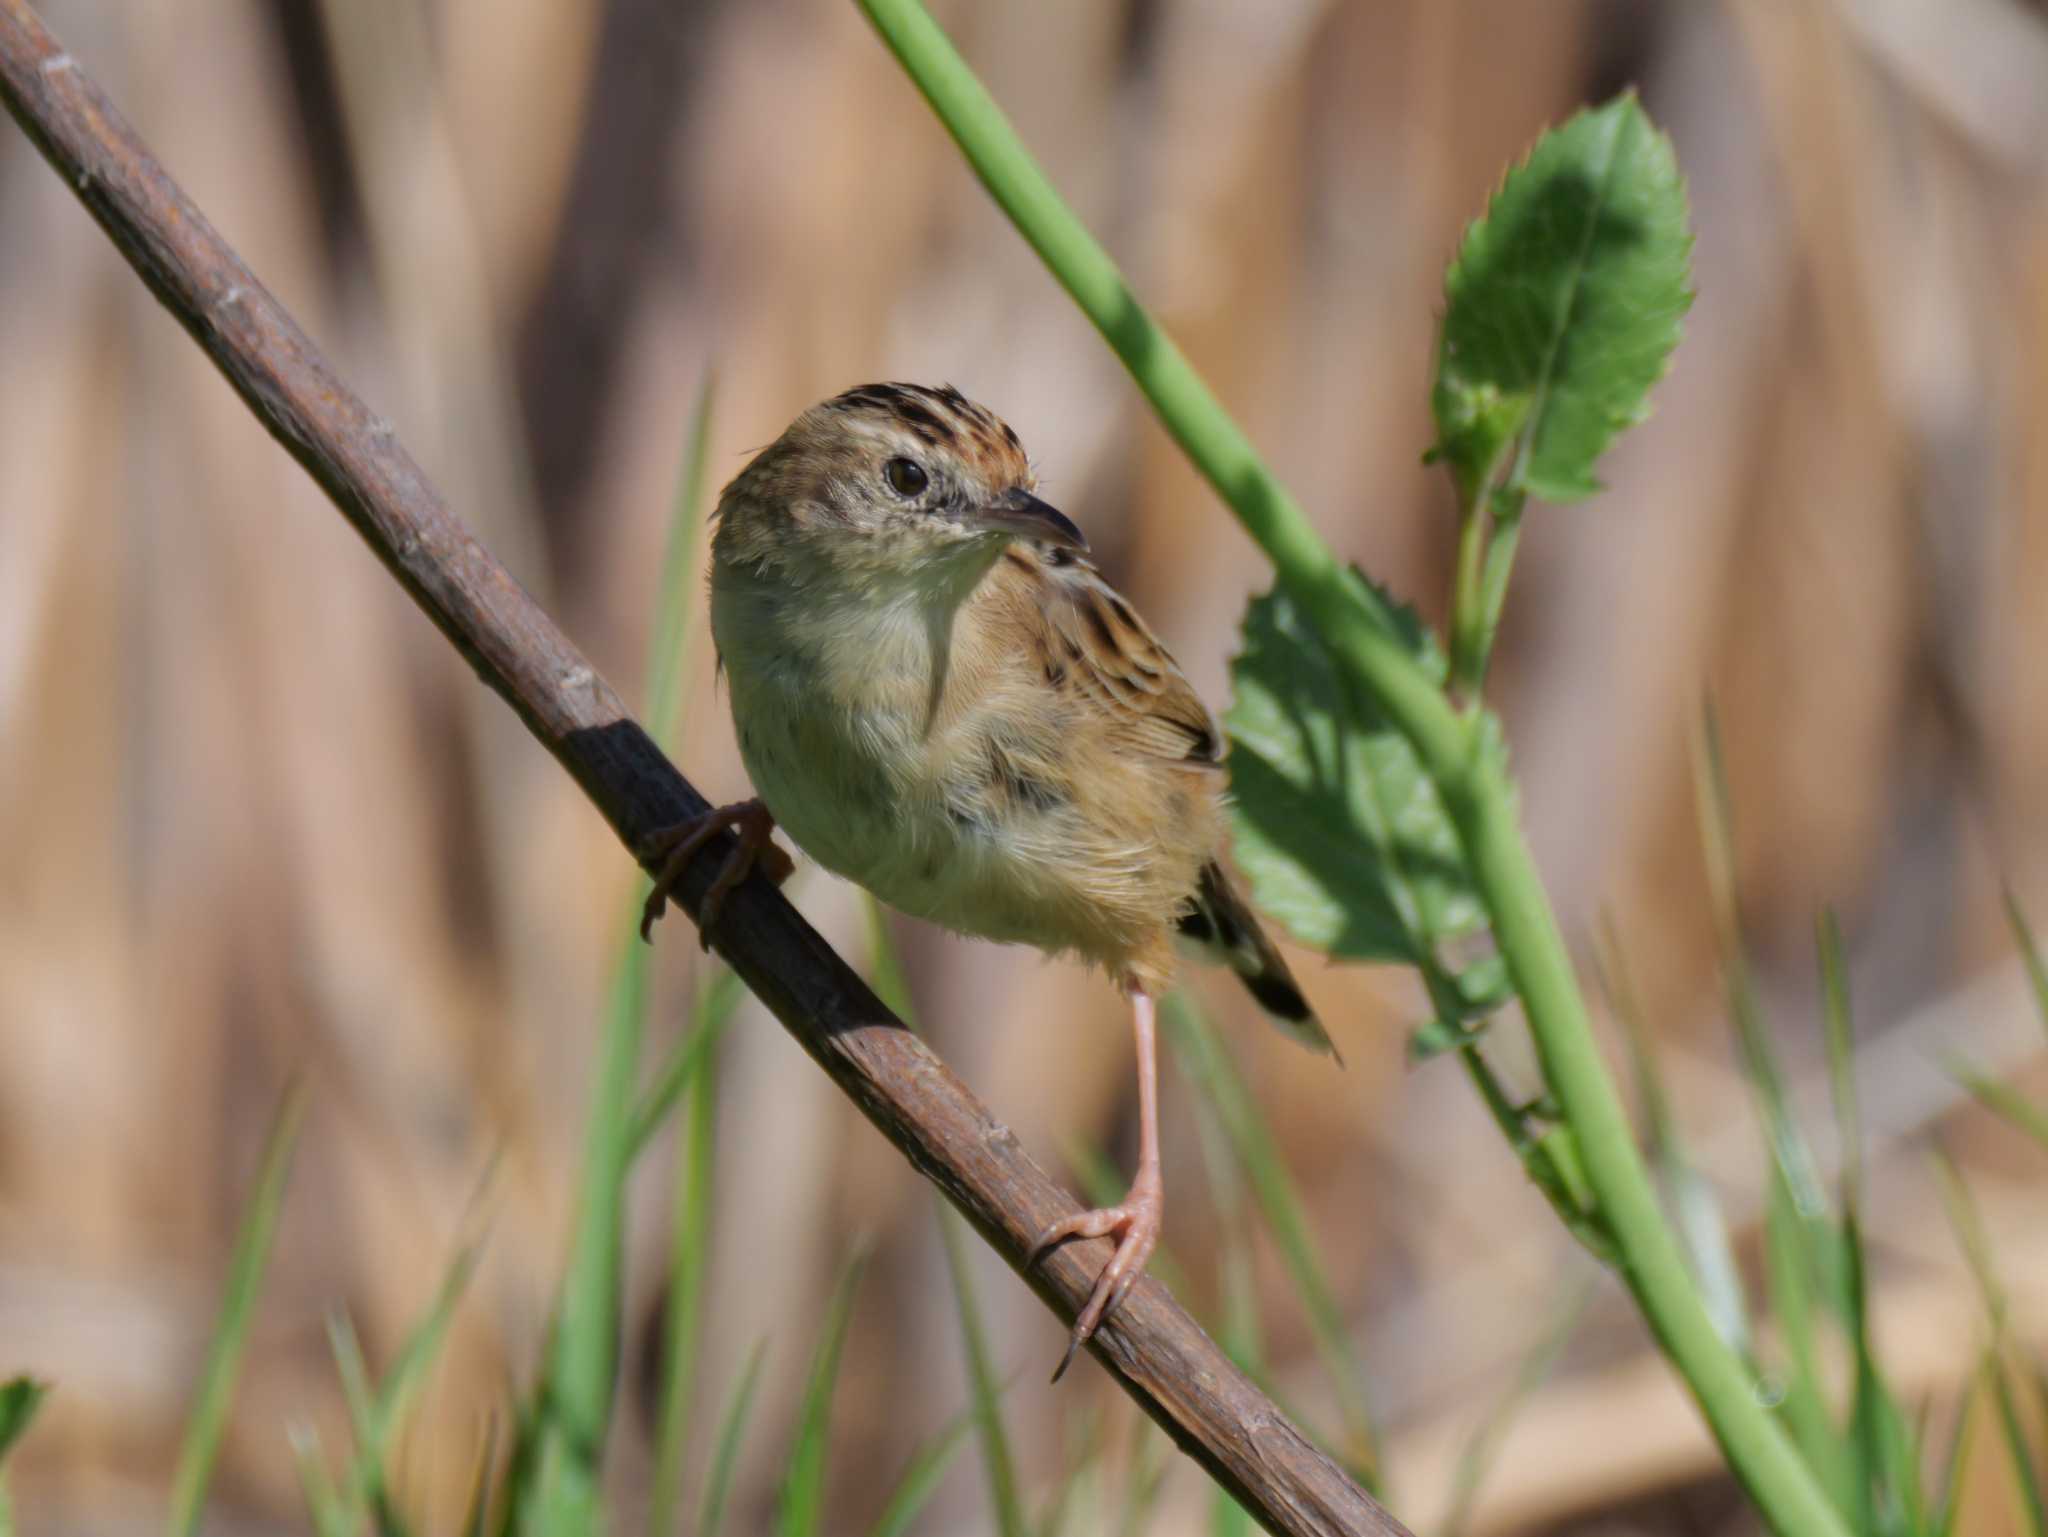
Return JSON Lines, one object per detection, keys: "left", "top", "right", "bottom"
{"left": 731, "top": 679, "right": 1084, "bottom": 951}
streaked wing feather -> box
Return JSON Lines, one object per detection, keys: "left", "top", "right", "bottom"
{"left": 1039, "top": 559, "right": 1222, "bottom": 768}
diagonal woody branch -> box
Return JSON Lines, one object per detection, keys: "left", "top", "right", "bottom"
{"left": 0, "top": 6, "right": 1409, "bottom": 1536}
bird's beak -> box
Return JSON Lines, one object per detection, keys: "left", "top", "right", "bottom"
{"left": 969, "top": 489, "right": 1089, "bottom": 554}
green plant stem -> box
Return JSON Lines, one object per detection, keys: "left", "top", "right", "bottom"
{"left": 1471, "top": 501, "right": 1524, "bottom": 685}
{"left": 858, "top": 4, "right": 1852, "bottom": 1532}
{"left": 1450, "top": 502, "right": 1488, "bottom": 691}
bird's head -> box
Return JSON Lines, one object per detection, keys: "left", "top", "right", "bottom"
{"left": 712, "top": 383, "right": 1087, "bottom": 580}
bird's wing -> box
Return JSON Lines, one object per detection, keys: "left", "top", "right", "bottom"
{"left": 1012, "top": 547, "right": 1223, "bottom": 769}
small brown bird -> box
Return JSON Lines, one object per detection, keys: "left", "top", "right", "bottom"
{"left": 642, "top": 383, "right": 1334, "bottom": 1376}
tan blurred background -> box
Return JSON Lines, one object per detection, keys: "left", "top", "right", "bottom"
{"left": 5, "top": 0, "right": 2048, "bottom": 1532}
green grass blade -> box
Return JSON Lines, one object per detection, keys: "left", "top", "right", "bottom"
{"left": 1948, "top": 1063, "right": 2048, "bottom": 1157}
{"left": 1932, "top": 1149, "right": 2009, "bottom": 1330}
{"left": 1931, "top": 1390, "right": 1975, "bottom": 1537}
{"left": 1033, "top": 1405, "right": 1103, "bottom": 1537}
{"left": 1113, "top": 1425, "right": 1170, "bottom": 1537}
{"left": 290, "top": 1425, "right": 353, "bottom": 1537}
{"left": 776, "top": 1250, "right": 868, "bottom": 1537}
{"left": 460, "top": 1417, "right": 501, "bottom": 1537}
{"left": 937, "top": 1205, "right": 1026, "bottom": 1537}
{"left": 1189, "top": 1083, "right": 1259, "bottom": 1537}
{"left": 866, "top": 1404, "right": 977, "bottom": 1537}
{"left": 647, "top": 976, "right": 727, "bottom": 1537}
{"left": 1185, "top": 1068, "right": 1264, "bottom": 1379}
{"left": 0, "top": 1381, "right": 45, "bottom": 1467}
{"left": 326, "top": 1237, "right": 485, "bottom": 1532}
{"left": 645, "top": 370, "right": 719, "bottom": 755}
{"left": 1162, "top": 994, "right": 1381, "bottom": 1490}
{"left": 631, "top": 970, "right": 744, "bottom": 1156}
{"left": 1762, "top": 1178, "right": 1856, "bottom": 1515}
{"left": 1696, "top": 711, "right": 1830, "bottom": 1226}
{"left": 1988, "top": 1354, "right": 2048, "bottom": 1537}
{"left": 1598, "top": 920, "right": 1749, "bottom": 1352}
{"left": 0, "top": 1378, "right": 48, "bottom": 1537}
{"left": 520, "top": 373, "right": 721, "bottom": 1533}
{"left": 699, "top": 1342, "right": 769, "bottom": 1537}
{"left": 2003, "top": 887, "right": 2048, "bottom": 1048}
{"left": 1441, "top": 1280, "right": 1591, "bottom": 1537}
{"left": 1817, "top": 911, "right": 1861, "bottom": 1206}
{"left": 518, "top": 964, "right": 644, "bottom": 1534}
{"left": 862, "top": 893, "right": 917, "bottom": 1028}
{"left": 167, "top": 1082, "right": 307, "bottom": 1537}
{"left": 1845, "top": 1206, "right": 1921, "bottom": 1535}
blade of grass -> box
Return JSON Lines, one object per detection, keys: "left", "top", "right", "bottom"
{"left": 1987, "top": 1354, "right": 2048, "bottom": 1537}
{"left": 1930, "top": 1389, "right": 1975, "bottom": 1537}
{"left": 1931, "top": 1149, "right": 2008, "bottom": 1331}
{"left": 1947, "top": 1063, "right": 2048, "bottom": 1157}
{"left": 0, "top": 1380, "right": 45, "bottom": 1466}
{"left": 1114, "top": 1422, "right": 1171, "bottom": 1537}
{"left": 1696, "top": 712, "right": 1830, "bottom": 1226}
{"left": 645, "top": 370, "right": 718, "bottom": 754}
{"left": 777, "top": 1250, "right": 868, "bottom": 1537}
{"left": 1034, "top": 1403, "right": 1104, "bottom": 1537}
{"left": 630, "top": 969, "right": 743, "bottom": 1156}
{"left": 1598, "top": 918, "right": 1750, "bottom": 1353}
{"left": 866, "top": 1404, "right": 977, "bottom": 1537}
{"left": 328, "top": 1237, "right": 485, "bottom": 1533}
{"left": 1162, "top": 994, "right": 1381, "bottom": 1491}
{"left": 0, "top": 1379, "right": 47, "bottom": 1537}
{"left": 699, "top": 1342, "right": 769, "bottom": 1537}
{"left": 290, "top": 1426, "right": 353, "bottom": 1537}
{"left": 1440, "top": 1279, "right": 1591, "bottom": 1537}
{"left": 518, "top": 972, "right": 643, "bottom": 1533}
{"left": 2003, "top": 888, "right": 2048, "bottom": 1047}
{"left": 937, "top": 1204, "right": 1027, "bottom": 1537}
{"left": 648, "top": 975, "right": 726, "bottom": 1537}
{"left": 1818, "top": 912, "right": 1860, "bottom": 1207}
{"left": 1762, "top": 1176, "right": 1856, "bottom": 1515}
{"left": 460, "top": 1416, "right": 500, "bottom": 1537}
{"left": 520, "top": 378, "right": 721, "bottom": 1534}
{"left": 168, "top": 1082, "right": 307, "bottom": 1537}
{"left": 1182, "top": 1032, "right": 1269, "bottom": 1537}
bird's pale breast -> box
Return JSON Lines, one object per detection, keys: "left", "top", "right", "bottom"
{"left": 711, "top": 547, "right": 1216, "bottom": 980}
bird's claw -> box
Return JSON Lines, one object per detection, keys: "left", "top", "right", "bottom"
{"left": 1030, "top": 1175, "right": 1163, "bottom": 1382}
{"left": 638, "top": 799, "right": 793, "bottom": 946}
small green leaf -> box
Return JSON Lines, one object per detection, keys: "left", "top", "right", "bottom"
{"left": 1226, "top": 583, "right": 1483, "bottom": 964}
{"left": 1432, "top": 92, "right": 1693, "bottom": 504}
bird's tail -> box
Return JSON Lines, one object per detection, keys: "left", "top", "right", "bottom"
{"left": 1176, "top": 863, "right": 1337, "bottom": 1060}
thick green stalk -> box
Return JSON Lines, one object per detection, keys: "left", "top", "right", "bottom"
{"left": 857, "top": 3, "right": 1850, "bottom": 1532}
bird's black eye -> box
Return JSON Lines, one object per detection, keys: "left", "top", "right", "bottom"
{"left": 883, "top": 457, "right": 929, "bottom": 497}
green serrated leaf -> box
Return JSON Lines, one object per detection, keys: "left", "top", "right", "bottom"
{"left": 1226, "top": 584, "right": 1482, "bottom": 963}
{"left": 1433, "top": 92, "right": 1693, "bottom": 504}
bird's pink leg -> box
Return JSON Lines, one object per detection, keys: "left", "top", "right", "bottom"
{"left": 638, "top": 798, "right": 794, "bottom": 946}
{"left": 1031, "top": 989, "right": 1164, "bottom": 1382}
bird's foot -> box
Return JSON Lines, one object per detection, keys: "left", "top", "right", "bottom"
{"left": 638, "top": 799, "right": 793, "bottom": 947}
{"left": 1031, "top": 1166, "right": 1163, "bottom": 1382}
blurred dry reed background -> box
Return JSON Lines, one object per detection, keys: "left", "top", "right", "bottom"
{"left": 4, "top": 0, "right": 2048, "bottom": 1532}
